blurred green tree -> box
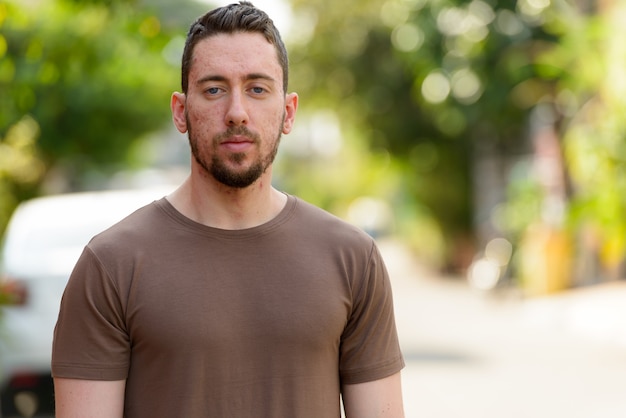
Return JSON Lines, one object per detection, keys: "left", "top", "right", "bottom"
{"left": 1, "top": 0, "right": 176, "bottom": 187}
{"left": 285, "top": 0, "right": 564, "bottom": 269}
{"left": 0, "top": 0, "right": 205, "bottom": 235}
{"left": 556, "top": 0, "right": 626, "bottom": 278}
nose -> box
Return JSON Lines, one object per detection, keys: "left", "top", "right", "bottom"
{"left": 225, "top": 91, "right": 248, "bottom": 126}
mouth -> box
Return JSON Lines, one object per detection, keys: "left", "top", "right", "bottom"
{"left": 220, "top": 136, "right": 255, "bottom": 153}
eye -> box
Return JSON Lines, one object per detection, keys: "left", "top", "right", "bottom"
{"left": 205, "top": 87, "right": 222, "bottom": 95}
{"left": 250, "top": 86, "right": 266, "bottom": 94}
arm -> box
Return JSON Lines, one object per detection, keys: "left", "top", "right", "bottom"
{"left": 54, "top": 378, "right": 126, "bottom": 418}
{"left": 342, "top": 372, "right": 405, "bottom": 418}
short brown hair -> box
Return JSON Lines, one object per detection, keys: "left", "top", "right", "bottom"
{"left": 181, "top": 1, "right": 289, "bottom": 94}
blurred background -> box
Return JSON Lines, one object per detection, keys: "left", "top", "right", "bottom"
{"left": 1, "top": 0, "right": 626, "bottom": 416}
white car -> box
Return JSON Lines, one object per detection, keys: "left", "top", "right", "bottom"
{"left": 0, "top": 186, "right": 173, "bottom": 417}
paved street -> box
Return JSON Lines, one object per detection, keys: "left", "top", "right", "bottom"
{"left": 378, "top": 239, "right": 626, "bottom": 418}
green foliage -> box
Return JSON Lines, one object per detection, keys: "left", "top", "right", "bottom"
{"left": 0, "top": 0, "right": 188, "bottom": 235}
{"left": 0, "top": 116, "right": 45, "bottom": 235}
{"left": 1, "top": 0, "right": 179, "bottom": 181}
{"left": 285, "top": 0, "right": 626, "bottom": 273}
{"left": 556, "top": 3, "right": 626, "bottom": 268}
{"left": 286, "top": 0, "right": 567, "bottom": 267}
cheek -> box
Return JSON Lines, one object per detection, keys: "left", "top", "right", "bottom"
{"left": 187, "top": 107, "right": 219, "bottom": 132}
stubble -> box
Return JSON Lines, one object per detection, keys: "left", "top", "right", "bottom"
{"left": 187, "top": 115, "right": 283, "bottom": 189}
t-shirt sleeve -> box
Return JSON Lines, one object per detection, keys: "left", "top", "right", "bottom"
{"left": 51, "top": 246, "right": 130, "bottom": 381}
{"left": 339, "top": 241, "right": 405, "bottom": 384}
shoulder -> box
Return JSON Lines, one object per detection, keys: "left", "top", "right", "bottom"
{"left": 288, "top": 196, "right": 377, "bottom": 260}
{"left": 87, "top": 199, "right": 167, "bottom": 255}
{"left": 291, "top": 197, "right": 372, "bottom": 241}
{"left": 74, "top": 200, "right": 171, "bottom": 291}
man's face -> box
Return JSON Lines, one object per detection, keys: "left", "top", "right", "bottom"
{"left": 172, "top": 32, "right": 297, "bottom": 188}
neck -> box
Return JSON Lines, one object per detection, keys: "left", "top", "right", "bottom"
{"left": 166, "top": 166, "right": 287, "bottom": 230}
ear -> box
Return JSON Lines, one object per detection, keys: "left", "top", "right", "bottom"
{"left": 171, "top": 92, "right": 188, "bottom": 134}
{"left": 282, "top": 92, "right": 299, "bottom": 135}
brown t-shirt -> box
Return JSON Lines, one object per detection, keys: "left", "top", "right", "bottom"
{"left": 52, "top": 195, "right": 404, "bottom": 417}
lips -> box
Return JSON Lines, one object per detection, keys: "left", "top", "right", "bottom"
{"left": 220, "top": 136, "right": 254, "bottom": 152}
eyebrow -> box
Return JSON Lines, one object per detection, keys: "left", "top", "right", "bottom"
{"left": 196, "top": 73, "right": 276, "bottom": 86}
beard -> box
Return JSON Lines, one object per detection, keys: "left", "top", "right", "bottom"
{"left": 187, "top": 116, "right": 283, "bottom": 189}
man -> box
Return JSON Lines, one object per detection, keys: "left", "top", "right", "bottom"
{"left": 52, "top": 2, "right": 405, "bottom": 417}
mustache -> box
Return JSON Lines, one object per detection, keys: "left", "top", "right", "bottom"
{"left": 214, "top": 125, "right": 260, "bottom": 143}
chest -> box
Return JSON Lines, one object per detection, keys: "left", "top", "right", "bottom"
{"left": 124, "top": 244, "right": 352, "bottom": 356}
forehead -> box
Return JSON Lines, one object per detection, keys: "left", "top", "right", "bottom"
{"left": 189, "top": 32, "right": 282, "bottom": 84}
